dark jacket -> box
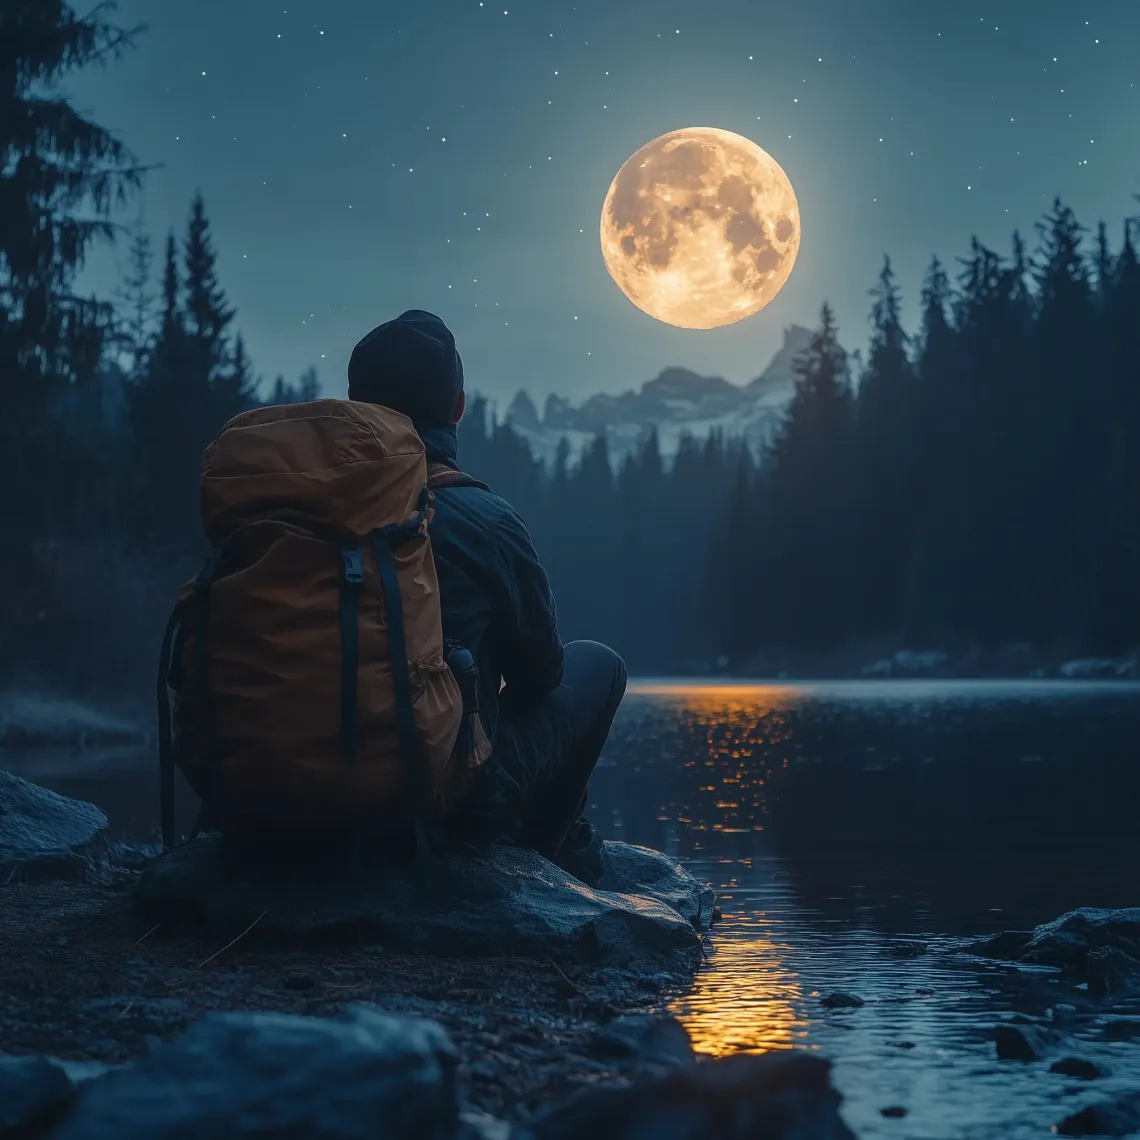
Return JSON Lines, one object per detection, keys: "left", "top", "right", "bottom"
{"left": 419, "top": 424, "right": 564, "bottom": 749}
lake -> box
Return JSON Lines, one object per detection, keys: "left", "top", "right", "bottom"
{"left": 8, "top": 679, "right": 1140, "bottom": 1138}
{"left": 592, "top": 680, "right": 1140, "bottom": 1139}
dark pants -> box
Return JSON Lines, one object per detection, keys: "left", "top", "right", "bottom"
{"left": 448, "top": 640, "right": 627, "bottom": 855}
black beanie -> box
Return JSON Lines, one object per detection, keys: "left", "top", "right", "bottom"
{"left": 347, "top": 309, "right": 464, "bottom": 427}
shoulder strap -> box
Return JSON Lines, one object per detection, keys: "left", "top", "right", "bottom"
{"left": 427, "top": 463, "right": 489, "bottom": 492}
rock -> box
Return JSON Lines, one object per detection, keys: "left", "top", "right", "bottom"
{"left": 969, "top": 908, "right": 1140, "bottom": 995}
{"left": 0, "top": 1053, "right": 79, "bottom": 1135}
{"left": 587, "top": 1015, "right": 695, "bottom": 1071}
{"left": 596, "top": 843, "right": 716, "bottom": 932}
{"left": 135, "top": 837, "right": 710, "bottom": 974}
{"left": 820, "top": 992, "right": 865, "bottom": 1009}
{"left": 885, "top": 941, "right": 927, "bottom": 959}
{"left": 54, "top": 1007, "right": 460, "bottom": 1140}
{"left": 1050, "top": 1057, "right": 1104, "bottom": 1080}
{"left": 522, "top": 1051, "right": 856, "bottom": 1140}
{"left": 1057, "top": 1093, "right": 1140, "bottom": 1137}
{"left": 1102, "top": 1019, "right": 1140, "bottom": 1041}
{"left": 0, "top": 770, "right": 108, "bottom": 881}
{"left": 458, "top": 1112, "right": 513, "bottom": 1140}
{"left": 995, "top": 1024, "right": 1064, "bottom": 1061}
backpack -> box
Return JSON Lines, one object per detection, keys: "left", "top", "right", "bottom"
{"left": 155, "top": 399, "right": 491, "bottom": 855}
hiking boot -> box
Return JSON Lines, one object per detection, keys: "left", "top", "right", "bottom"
{"left": 552, "top": 817, "right": 604, "bottom": 886}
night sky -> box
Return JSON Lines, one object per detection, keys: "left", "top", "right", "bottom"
{"left": 72, "top": 0, "right": 1140, "bottom": 405}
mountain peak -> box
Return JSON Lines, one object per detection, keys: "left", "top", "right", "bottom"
{"left": 502, "top": 325, "right": 807, "bottom": 466}
{"left": 642, "top": 366, "right": 738, "bottom": 401}
{"left": 507, "top": 389, "right": 540, "bottom": 429}
{"left": 747, "top": 324, "right": 814, "bottom": 391}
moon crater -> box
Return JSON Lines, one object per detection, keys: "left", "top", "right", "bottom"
{"left": 601, "top": 127, "right": 801, "bottom": 329}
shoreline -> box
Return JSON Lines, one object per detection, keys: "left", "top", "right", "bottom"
{"left": 0, "top": 870, "right": 693, "bottom": 1128}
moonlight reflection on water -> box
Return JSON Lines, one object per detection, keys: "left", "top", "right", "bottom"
{"left": 590, "top": 680, "right": 1140, "bottom": 1138}
{"left": 8, "top": 681, "right": 1140, "bottom": 1137}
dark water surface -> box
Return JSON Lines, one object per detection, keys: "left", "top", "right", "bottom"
{"left": 8, "top": 680, "right": 1140, "bottom": 1138}
{"left": 591, "top": 680, "right": 1140, "bottom": 1139}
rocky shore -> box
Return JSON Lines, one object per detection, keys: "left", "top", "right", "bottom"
{"left": 7, "top": 761, "right": 1140, "bottom": 1137}
{"left": 0, "top": 768, "right": 858, "bottom": 1138}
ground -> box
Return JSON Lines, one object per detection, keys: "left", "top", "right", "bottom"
{"left": 0, "top": 871, "right": 684, "bottom": 1126}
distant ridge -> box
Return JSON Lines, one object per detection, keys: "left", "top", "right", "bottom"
{"left": 502, "top": 324, "right": 814, "bottom": 466}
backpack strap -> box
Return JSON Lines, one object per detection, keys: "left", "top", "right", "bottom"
{"left": 156, "top": 546, "right": 225, "bottom": 852}
{"left": 371, "top": 524, "right": 433, "bottom": 862}
{"left": 157, "top": 601, "right": 183, "bottom": 851}
{"left": 427, "top": 463, "right": 489, "bottom": 492}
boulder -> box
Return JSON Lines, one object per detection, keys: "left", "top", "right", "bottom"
{"left": 0, "top": 769, "right": 108, "bottom": 881}
{"left": 587, "top": 1014, "right": 695, "bottom": 1071}
{"left": 522, "top": 1051, "right": 856, "bottom": 1140}
{"left": 53, "top": 1007, "right": 461, "bottom": 1140}
{"left": 0, "top": 1054, "right": 79, "bottom": 1135}
{"left": 596, "top": 842, "right": 716, "bottom": 932}
{"left": 820, "top": 992, "right": 865, "bottom": 1010}
{"left": 135, "top": 838, "right": 711, "bottom": 973}
{"left": 969, "top": 908, "right": 1140, "bottom": 996}
{"left": 1049, "top": 1057, "right": 1104, "bottom": 1080}
{"left": 1057, "top": 1093, "right": 1140, "bottom": 1137}
{"left": 995, "top": 1024, "right": 1065, "bottom": 1062}
{"left": 1102, "top": 1019, "right": 1140, "bottom": 1041}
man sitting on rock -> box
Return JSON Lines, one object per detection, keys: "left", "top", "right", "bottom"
{"left": 347, "top": 309, "right": 627, "bottom": 885}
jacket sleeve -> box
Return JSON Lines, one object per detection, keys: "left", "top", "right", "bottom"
{"left": 491, "top": 505, "right": 564, "bottom": 705}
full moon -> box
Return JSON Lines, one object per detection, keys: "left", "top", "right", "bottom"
{"left": 600, "top": 127, "right": 801, "bottom": 329}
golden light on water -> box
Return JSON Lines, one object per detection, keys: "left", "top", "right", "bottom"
{"left": 629, "top": 682, "right": 803, "bottom": 701}
{"left": 669, "top": 922, "right": 808, "bottom": 1055}
{"left": 613, "top": 683, "right": 809, "bottom": 1053}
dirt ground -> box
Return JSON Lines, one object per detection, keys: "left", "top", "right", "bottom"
{"left": 0, "top": 868, "right": 690, "bottom": 1125}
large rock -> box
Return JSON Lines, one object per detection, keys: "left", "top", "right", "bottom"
{"left": 994, "top": 1023, "right": 1066, "bottom": 1061}
{"left": 523, "top": 1051, "right": 856, "bottom": 1140}
{"left": 969, "top": 908, "right": 1140, "bottom": 995}
{"left": 0, "top": 1054, "right": 78, "bottom": 1135}
{"left": 587, "top": 1014, "right": 696, "bottom": 1073}
{"left": 53, "top": 1007, "right": 461, "bottom": 1140}
{"left": 1057, "top": 1092, "right": 1140, "bottom": 1137}
{"left": 0, "top": 769, "right": 108, "bottom": 881}
{"left": 135, "top": 838, "right": 712, "bottom": 973}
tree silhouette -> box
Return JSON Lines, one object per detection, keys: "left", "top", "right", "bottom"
{"left": 852, "top": 257, "right": 916, "bottom": 636}
{"left": 0, "top": 0, "right": 142, "bottom": 537}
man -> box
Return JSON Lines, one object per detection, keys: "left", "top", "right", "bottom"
{"left": 347, "top": 309, "right": 627, "bottom": 885}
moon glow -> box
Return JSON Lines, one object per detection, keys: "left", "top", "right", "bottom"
{"left": 600, "top": 127, "right": 801, "bottom": 329}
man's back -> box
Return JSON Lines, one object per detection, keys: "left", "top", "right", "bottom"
{"left": 423, "top": 425, "right": 563, "bottom": 746}
{"left": 346, "top": 308, "right": 626, "bottom": 880}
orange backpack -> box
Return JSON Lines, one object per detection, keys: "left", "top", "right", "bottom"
{"left": 156, "top": 399, "right": 490, "bottom": 854}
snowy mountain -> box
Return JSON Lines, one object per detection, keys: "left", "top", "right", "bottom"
{"left": 501, "top": 324, "right": 814, "bottom": 468}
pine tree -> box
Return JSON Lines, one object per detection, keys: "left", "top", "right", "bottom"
{"left": 183, "top": 193, "right": 234, "bottom": 358}
{"left": 296, "top": 366, "right": 321, "bottom": 402}
{"left": 714, "top": 445, "right": 760, "bottom": 659}
{"left": 114, "top": 213, "right": 156, "bottom": 380}
{"left": 127, "top": 232, "right": 193, "bottom": 541}
{"left": 213, "top": 333, "right": 257, "bottom": 423}
{"left": 0, "top": 0, "right": 142, "bottom": 538}
{"left": 852, "top": 257, "right": 916, "bottom": 636}
{"left": 757, "top": 303, "right": 855, "bottom": 650}
{"left": 268, "top": 376, "right": 293, "bottom": 405}
{"left": 1090, "top": 220, "right": 1140, "bottom": 651}
{"left": 1029, "top": 199, "right": 1100, "bottom": 646}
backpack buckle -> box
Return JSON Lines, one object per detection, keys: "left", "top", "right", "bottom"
{"left": 341, "top": 545, "right": 364, "bottom": 586}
